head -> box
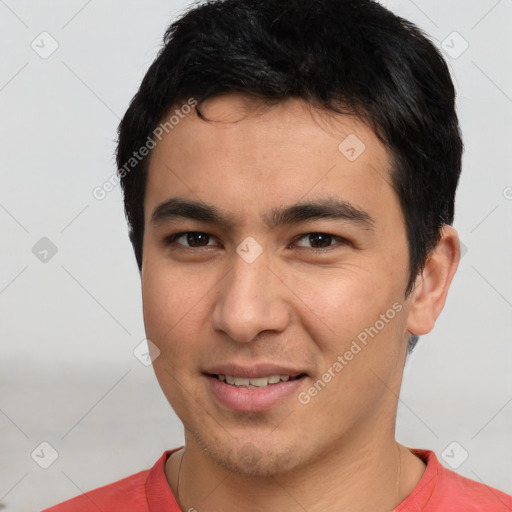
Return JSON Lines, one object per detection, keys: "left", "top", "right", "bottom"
{"left": 116, "top": 0, "right": 462, "bottom": 476}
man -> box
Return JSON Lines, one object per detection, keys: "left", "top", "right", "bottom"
{"left": 45, "top": 0, "right": 512, "bottom": 510}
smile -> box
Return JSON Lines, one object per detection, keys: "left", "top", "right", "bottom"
{"left": 205, "top": 373, "right": 308, "bottom": 412}
{"left": 215, "top": 374, "right": 305, "bottom": 388}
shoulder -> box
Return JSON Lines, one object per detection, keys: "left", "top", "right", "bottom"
{"left": 41, "top": 449, "right": 180, "bottom": 512}
{"left": 435, "top": 460, "right": 512, "bottom": 510}
{"left": 41, "top": 469, "right": 150, "bottom": 512}
{"left": 412, "top": 448, "right": 512, "bottom": 512}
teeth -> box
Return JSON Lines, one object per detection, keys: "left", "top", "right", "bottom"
{"left": 216, "top": 374, "right": 297, "bottom": 387}
{"left": 248, "top": 376, "right": 268, "bottom": 387}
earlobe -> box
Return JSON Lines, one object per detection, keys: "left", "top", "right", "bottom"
{"left": 406, "top": 225, "right": 460, "bottom": 336}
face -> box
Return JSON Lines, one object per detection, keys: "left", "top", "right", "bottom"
{"left": 141, "top": 93, "right": 417, "bottom": 476}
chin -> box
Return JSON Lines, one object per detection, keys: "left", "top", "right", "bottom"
{"left": 195, "top": 431, "right": 302, "bottom": 477}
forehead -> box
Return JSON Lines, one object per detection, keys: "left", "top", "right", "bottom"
{"left": 144, "top": 94, "right": 398, "bottom": 230}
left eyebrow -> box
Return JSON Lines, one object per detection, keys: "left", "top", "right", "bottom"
{"left": 265, "top": 198, "right": 374, "bottom": 230}
{"left": 150, "top": 196, "right": 375, "bottom": 231}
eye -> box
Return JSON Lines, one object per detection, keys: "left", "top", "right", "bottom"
{"left": 164, "top": 232, "right": 218, "bottom": 248}
{"left": 293, "top": 232, "right": 349, "bottom": 250}
{"left": 163, "top": 231, "right": 349, "bottom": 252}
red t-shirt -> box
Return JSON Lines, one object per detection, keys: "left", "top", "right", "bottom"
{"left": 43, "top": 447, "right": 512, "bottom": 511}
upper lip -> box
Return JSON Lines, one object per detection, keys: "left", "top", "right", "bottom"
{"left": 203, "top": 364, "right": 307, "bottom": 379}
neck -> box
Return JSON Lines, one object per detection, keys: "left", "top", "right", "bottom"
{"left": 167, "top": 433, "right": 426, "bottom": 512}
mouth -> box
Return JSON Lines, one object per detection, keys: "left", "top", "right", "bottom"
{"left": 211, "top": 373, "right": 307, "bottom": 389}
{"left": 203, "top": 368, "right": 309, "bottom": 412}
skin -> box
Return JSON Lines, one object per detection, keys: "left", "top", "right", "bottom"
{"left": 141, "top": 93, "right": 460, "bottom": 512}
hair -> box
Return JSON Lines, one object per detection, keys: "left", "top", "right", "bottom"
{"left": 116, "top": 0, "right": 463, "bottom": 352}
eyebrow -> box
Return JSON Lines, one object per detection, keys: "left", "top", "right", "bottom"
{"left": 150, "top": 197, "right": 375, "bottom": 231}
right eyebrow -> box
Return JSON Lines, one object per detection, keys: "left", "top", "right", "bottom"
{"left": 150, "top": 197, "right": 236, "bottom": 230}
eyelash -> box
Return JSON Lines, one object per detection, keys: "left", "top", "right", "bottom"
{"left": 163, "top": 231, "right": 350, "bottom": 252}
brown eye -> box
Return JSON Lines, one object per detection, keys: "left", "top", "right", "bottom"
{"left": 294, "top": 233, "right": 348, "bottom": 250}
{"left": 165, "top": 232, "right": 217, "bottom": 248}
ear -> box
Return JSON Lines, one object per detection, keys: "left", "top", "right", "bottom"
{"left": 406, "top": 225, "right": 460, "bottom": 336}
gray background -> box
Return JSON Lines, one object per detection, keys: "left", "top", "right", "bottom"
{"left": 0, "top": 0, "right": 511, "bottom": 510}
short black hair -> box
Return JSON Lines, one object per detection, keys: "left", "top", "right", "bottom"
{"left": 116, "top": 0, "right": 462, "bottom": 306}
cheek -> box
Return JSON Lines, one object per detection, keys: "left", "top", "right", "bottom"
{"left": 289, "top": 264, "right": 398, "bottom": 343}
{"left": 142, "top": 263, "right": 197, "bottom": 347}
{"left": 141, "top": 263, "right": 211, "bottom": 413}
{"left": 296, "top": 272, "right": 407, "bottom": 405}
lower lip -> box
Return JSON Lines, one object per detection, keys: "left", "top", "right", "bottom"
{"left": 205, "top": 375, "right": 306, "bottom": 412}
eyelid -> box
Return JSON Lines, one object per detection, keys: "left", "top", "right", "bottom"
{"left": 291, "top": 233, "right": 350, "bottom": 250}
{"left": 164, "top": 231, "right": 350, "bottom": 251}
{"left": 164, "top": 231, "right": 220, "bottom": 248}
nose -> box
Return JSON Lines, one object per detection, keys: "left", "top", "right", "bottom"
{"left": 211, "top": 248, "right": 291, "bottom": 344}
